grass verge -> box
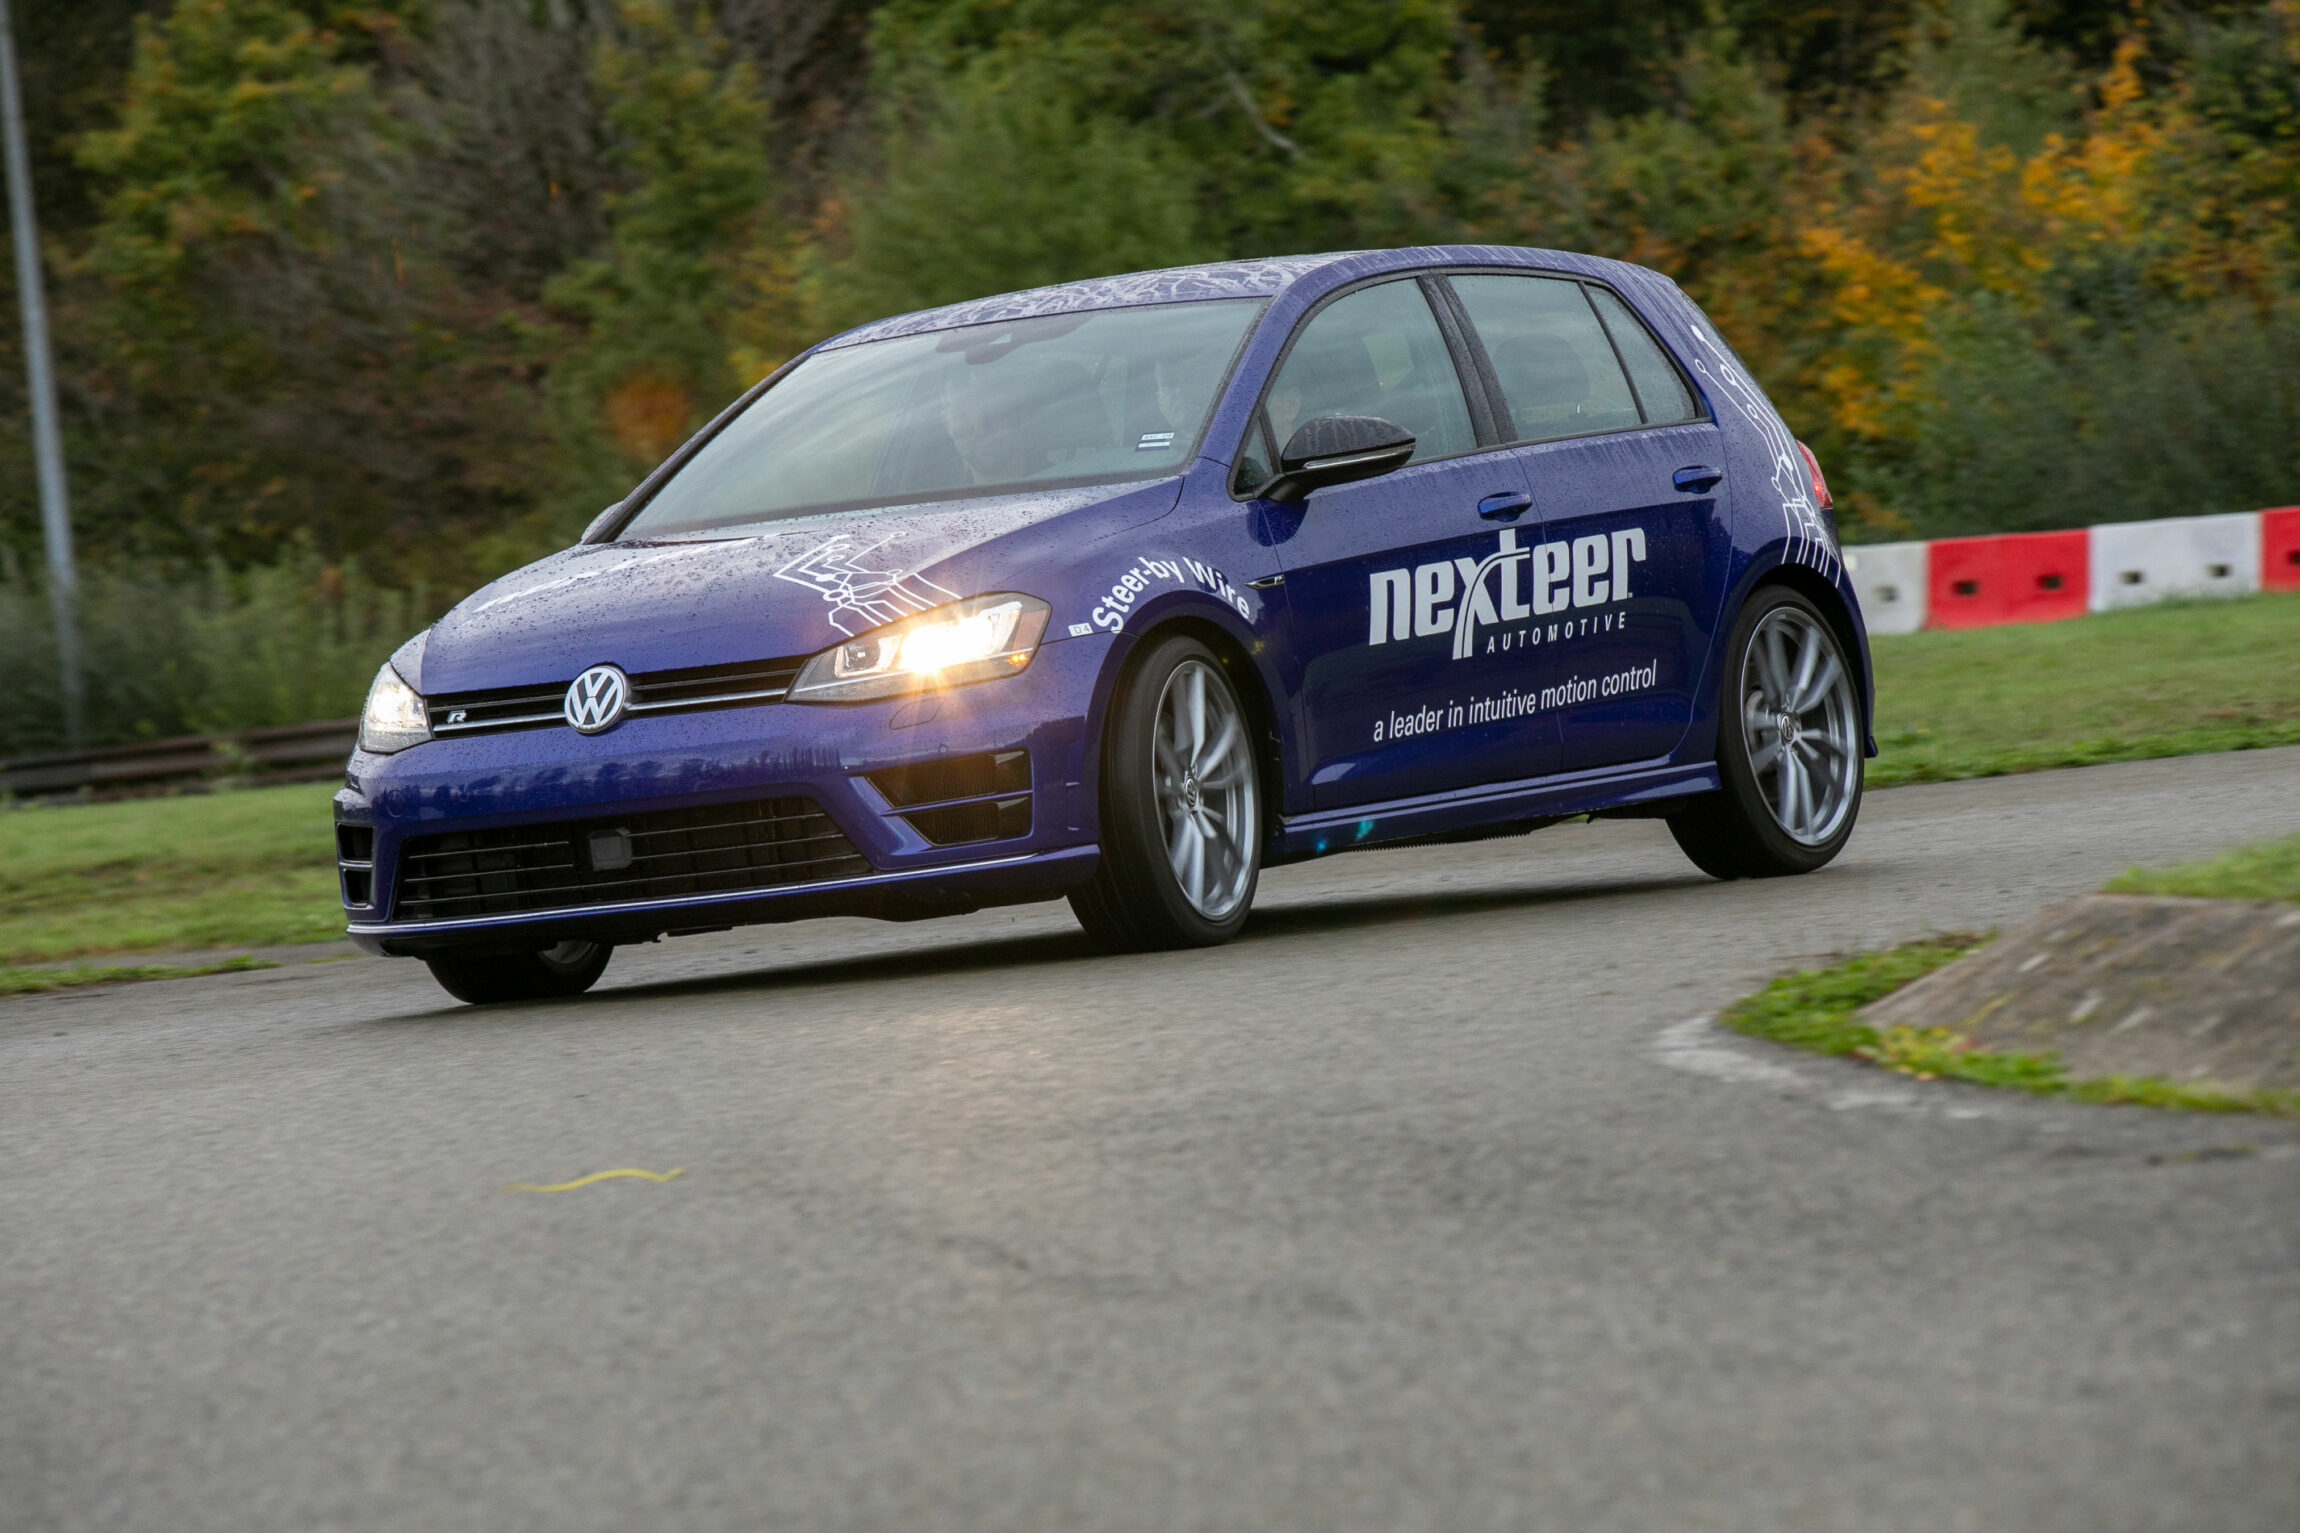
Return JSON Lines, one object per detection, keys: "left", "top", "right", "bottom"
{"left": 0, "top": 955, "right": 282, "bottom": 996}
{"left": 0, "top": 782, "right": 342, "bottom": 965}
{"left": 2104, "top": 833, "right": 2300, "bottom": 902}
{"left": 1868, "top": 590, "right": 2300, "bottom": 787}
{"left": 1721, "top": 934, "right": 2300, "bottom": 1116}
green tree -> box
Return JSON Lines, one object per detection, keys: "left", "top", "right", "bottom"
{"left": 811, "top": 47, "right": 1213, "bottom": 329}
{"left": 816, "top": 0, "right": 1464, "bottom": 322}
{"left": 70, "top": 0, "right": 547, "bottom": 578}
{"left": 78, "top": 0, "right": 403, "bottom": 304}
{"left": 545, "top": 0, "right": 788, "bottom": 495}
{"left": 1463, "top": 23, "right": 1816, "bottom": 426}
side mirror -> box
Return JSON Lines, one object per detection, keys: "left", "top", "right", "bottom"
{"left": 1262, "top": 415, "right": 1415, "bottom": 503}
{"left": 579, "top": 502, "right": 626, "bottom": 545}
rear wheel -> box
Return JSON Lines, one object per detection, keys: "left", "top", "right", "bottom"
{"left": 1669, "top": 586, "right": 1863, "bottom": 879}
{"left": 425, "top": 940, "right": 613, "bottom": 1005}
{"left": 1069, "top": 635, "right": 1262, "bottom": 951}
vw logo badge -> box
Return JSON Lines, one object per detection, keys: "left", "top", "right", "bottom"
{"left": 564, "top": 664, "right": 630, "bottom": 734}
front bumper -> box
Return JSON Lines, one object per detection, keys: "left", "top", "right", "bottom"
{"left": 337, "top": 636, "right": 1109, "bottom": 956}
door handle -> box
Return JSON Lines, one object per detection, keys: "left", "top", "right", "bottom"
{"left": 1477, "top": 490, "right": 1533, "bottom": 521}
{"left": 1673, "top": 465, "right": 1723, "bottom": 494}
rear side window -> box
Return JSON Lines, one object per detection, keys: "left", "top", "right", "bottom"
{"left": 1264, "top": 279, "right": 1476, "bottom": 464}
{"left": 1586, "top": 286, "right": 1700, "bottom": 425}
{"left": 1449, "top": 274, "right": 1640, "bottom": 442}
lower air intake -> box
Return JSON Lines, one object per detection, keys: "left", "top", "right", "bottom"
{"left": 863, "top": 750, "right": 1034, "bottom": 848}
{"left": 392, "top": 797, "right": 869, "bottom": 921}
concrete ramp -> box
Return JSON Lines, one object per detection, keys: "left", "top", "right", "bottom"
{"left": 1863, "top": 893, "right": 2300, "bottom": 1089}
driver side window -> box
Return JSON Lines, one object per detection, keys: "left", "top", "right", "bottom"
{"left": 1262, "top": 280, "right": 1476, "bottom": 467}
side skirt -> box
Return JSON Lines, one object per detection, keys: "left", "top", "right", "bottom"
{"left": 1272, "top": 759, "right": 1720, "bottom": 863}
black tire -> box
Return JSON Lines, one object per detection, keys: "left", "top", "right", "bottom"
{"left": 1669, "top": 585, "right": 1864, "bottom": 880}
{"left": 1069, "top": 634, "right": 1263, "bottom": 952}
{"left": 425, "top": 940, "right": 613, "bottom": 1004}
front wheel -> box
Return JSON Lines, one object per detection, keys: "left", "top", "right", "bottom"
{"left": 1069, "top": 635, "right": 1262, "bottom": 951}
{"left": 425, "top": 940, "right": 613, "bottom": 1005}
{"left": 1669, "top": 586, "right": 1864, "bottom": 879}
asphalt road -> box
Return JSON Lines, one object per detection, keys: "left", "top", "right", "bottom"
{"left": 6, "top": 749, "right": 2299, "bottom": 1533}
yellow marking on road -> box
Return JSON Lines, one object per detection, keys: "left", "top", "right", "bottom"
{"left": 505, "top": 1167, "right": 685, "bottom": 1193}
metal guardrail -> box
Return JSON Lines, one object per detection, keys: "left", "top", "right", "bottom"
{"left": 0, "top": 718, "right": 357, "bottom": 801}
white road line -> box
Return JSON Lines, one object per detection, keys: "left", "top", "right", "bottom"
{"left": 1652, "top": 1015, "right": 2028, "bottom": 1122}
{"left": 1656, "top": 1016, "right": 2300, "bottom": 1143}
{"left": 1651, "top": 1016, "right": 1808, "bottom": 1087}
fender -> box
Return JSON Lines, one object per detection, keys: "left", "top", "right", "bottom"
{"left": 1076, "top": 585, "right": 1300, "bottom": 822}
{"left": 1697, "top": 540, "right": 1880, "bottom": 761}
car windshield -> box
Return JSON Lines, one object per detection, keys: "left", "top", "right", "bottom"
{"left": 621, "top": 299, "right": 1264, "bottom": 536}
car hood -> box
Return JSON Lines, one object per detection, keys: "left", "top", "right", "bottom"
{"left": 414, "top": 479, "right": 1182, "bottom": 694}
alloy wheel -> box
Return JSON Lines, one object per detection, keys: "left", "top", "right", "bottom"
{"left": 1151, "top": 659, "right": 1258, "bottom": 920}
{"left": 1739, "top": 607, "right": 1860, "bottom": 846}
{"left": 537, "top": 940, "right": 603, "bottom": 974}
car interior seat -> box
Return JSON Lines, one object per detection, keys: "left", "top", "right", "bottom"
{"left": 1491, "top": 332, "right": 1592, "bottom": 433}
{"left": 1023, "top": 358, "right": 1116, "bottom": 468}
{"left": 960, "top": 357, "right": 1114, "bottom": 480}
{"left": 1292, "top": 338, "right": 1385, "bottom": 426}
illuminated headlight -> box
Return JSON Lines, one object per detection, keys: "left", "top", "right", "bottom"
{"left": 787, "top": 593, "right": 1051, "bottom": 704}
{"left": 358, "top": 663, "right": 431, "bottom": 753}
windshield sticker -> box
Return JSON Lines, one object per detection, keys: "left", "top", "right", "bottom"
{"left": 775, "top": 534, "right": 959, "bottom": 635}
{"left": 1091, "top": 555, "right": 1253, "bottom": 632}
{"left": 1367, "top": 528, "right": 1647, "bottom": 658}
{"left": 1135, "top": 431, "right": 1176, "bottom": 452}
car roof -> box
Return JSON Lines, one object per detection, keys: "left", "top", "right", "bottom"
{"left": 815, "top": 246, "right": 1667, "bottom": 351}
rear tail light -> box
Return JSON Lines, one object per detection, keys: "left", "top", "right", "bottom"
{"left": 1795, "top": 440, "right": 1834, "bottom": 511}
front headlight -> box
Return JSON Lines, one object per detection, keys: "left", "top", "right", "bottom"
{"left": 787, "top": 593, "right": 1051, "bottom": 704}
{"left": 358, "top": 663, "right": 431, "bottom": 753}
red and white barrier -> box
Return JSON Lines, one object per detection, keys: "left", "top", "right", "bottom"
{"left": 1845, "top": 507, "right": 2293, "bottom": 632}
{"left": 2088, "top": 511, "right": 2259, "bottom": 611}
{"left": 1843, "top": 541, "right": 1928, "bottom": 635}
{"left": 2263, "top": 507, "right": 2300, "bottom": 592}
{"left": 1929, "top": 530, "right": 2089, "bottom": 629}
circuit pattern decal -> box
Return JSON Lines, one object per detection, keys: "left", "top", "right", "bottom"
{"left": 774, "top": 535, "right": 960, "bottom": 635}
{"left": 1682, "top": 318, "right": 1840, "bottom": 581}
{"left": 822, "top": 255, "right": 1352, "bottom": 350}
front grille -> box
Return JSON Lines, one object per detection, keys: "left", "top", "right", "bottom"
{"left": 391, "top": 796, "right": 869, "bottom": 921}
{"left": 427, "top": 656, "right": 806, "bottom": 737}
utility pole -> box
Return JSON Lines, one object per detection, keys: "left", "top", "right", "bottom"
{"left": 0, "top": 0, "right": 82, "bottom": 749}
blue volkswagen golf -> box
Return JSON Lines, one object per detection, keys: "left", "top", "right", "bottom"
{"left": 338, "top": 246, "right": 1874, "bottom": 1003}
